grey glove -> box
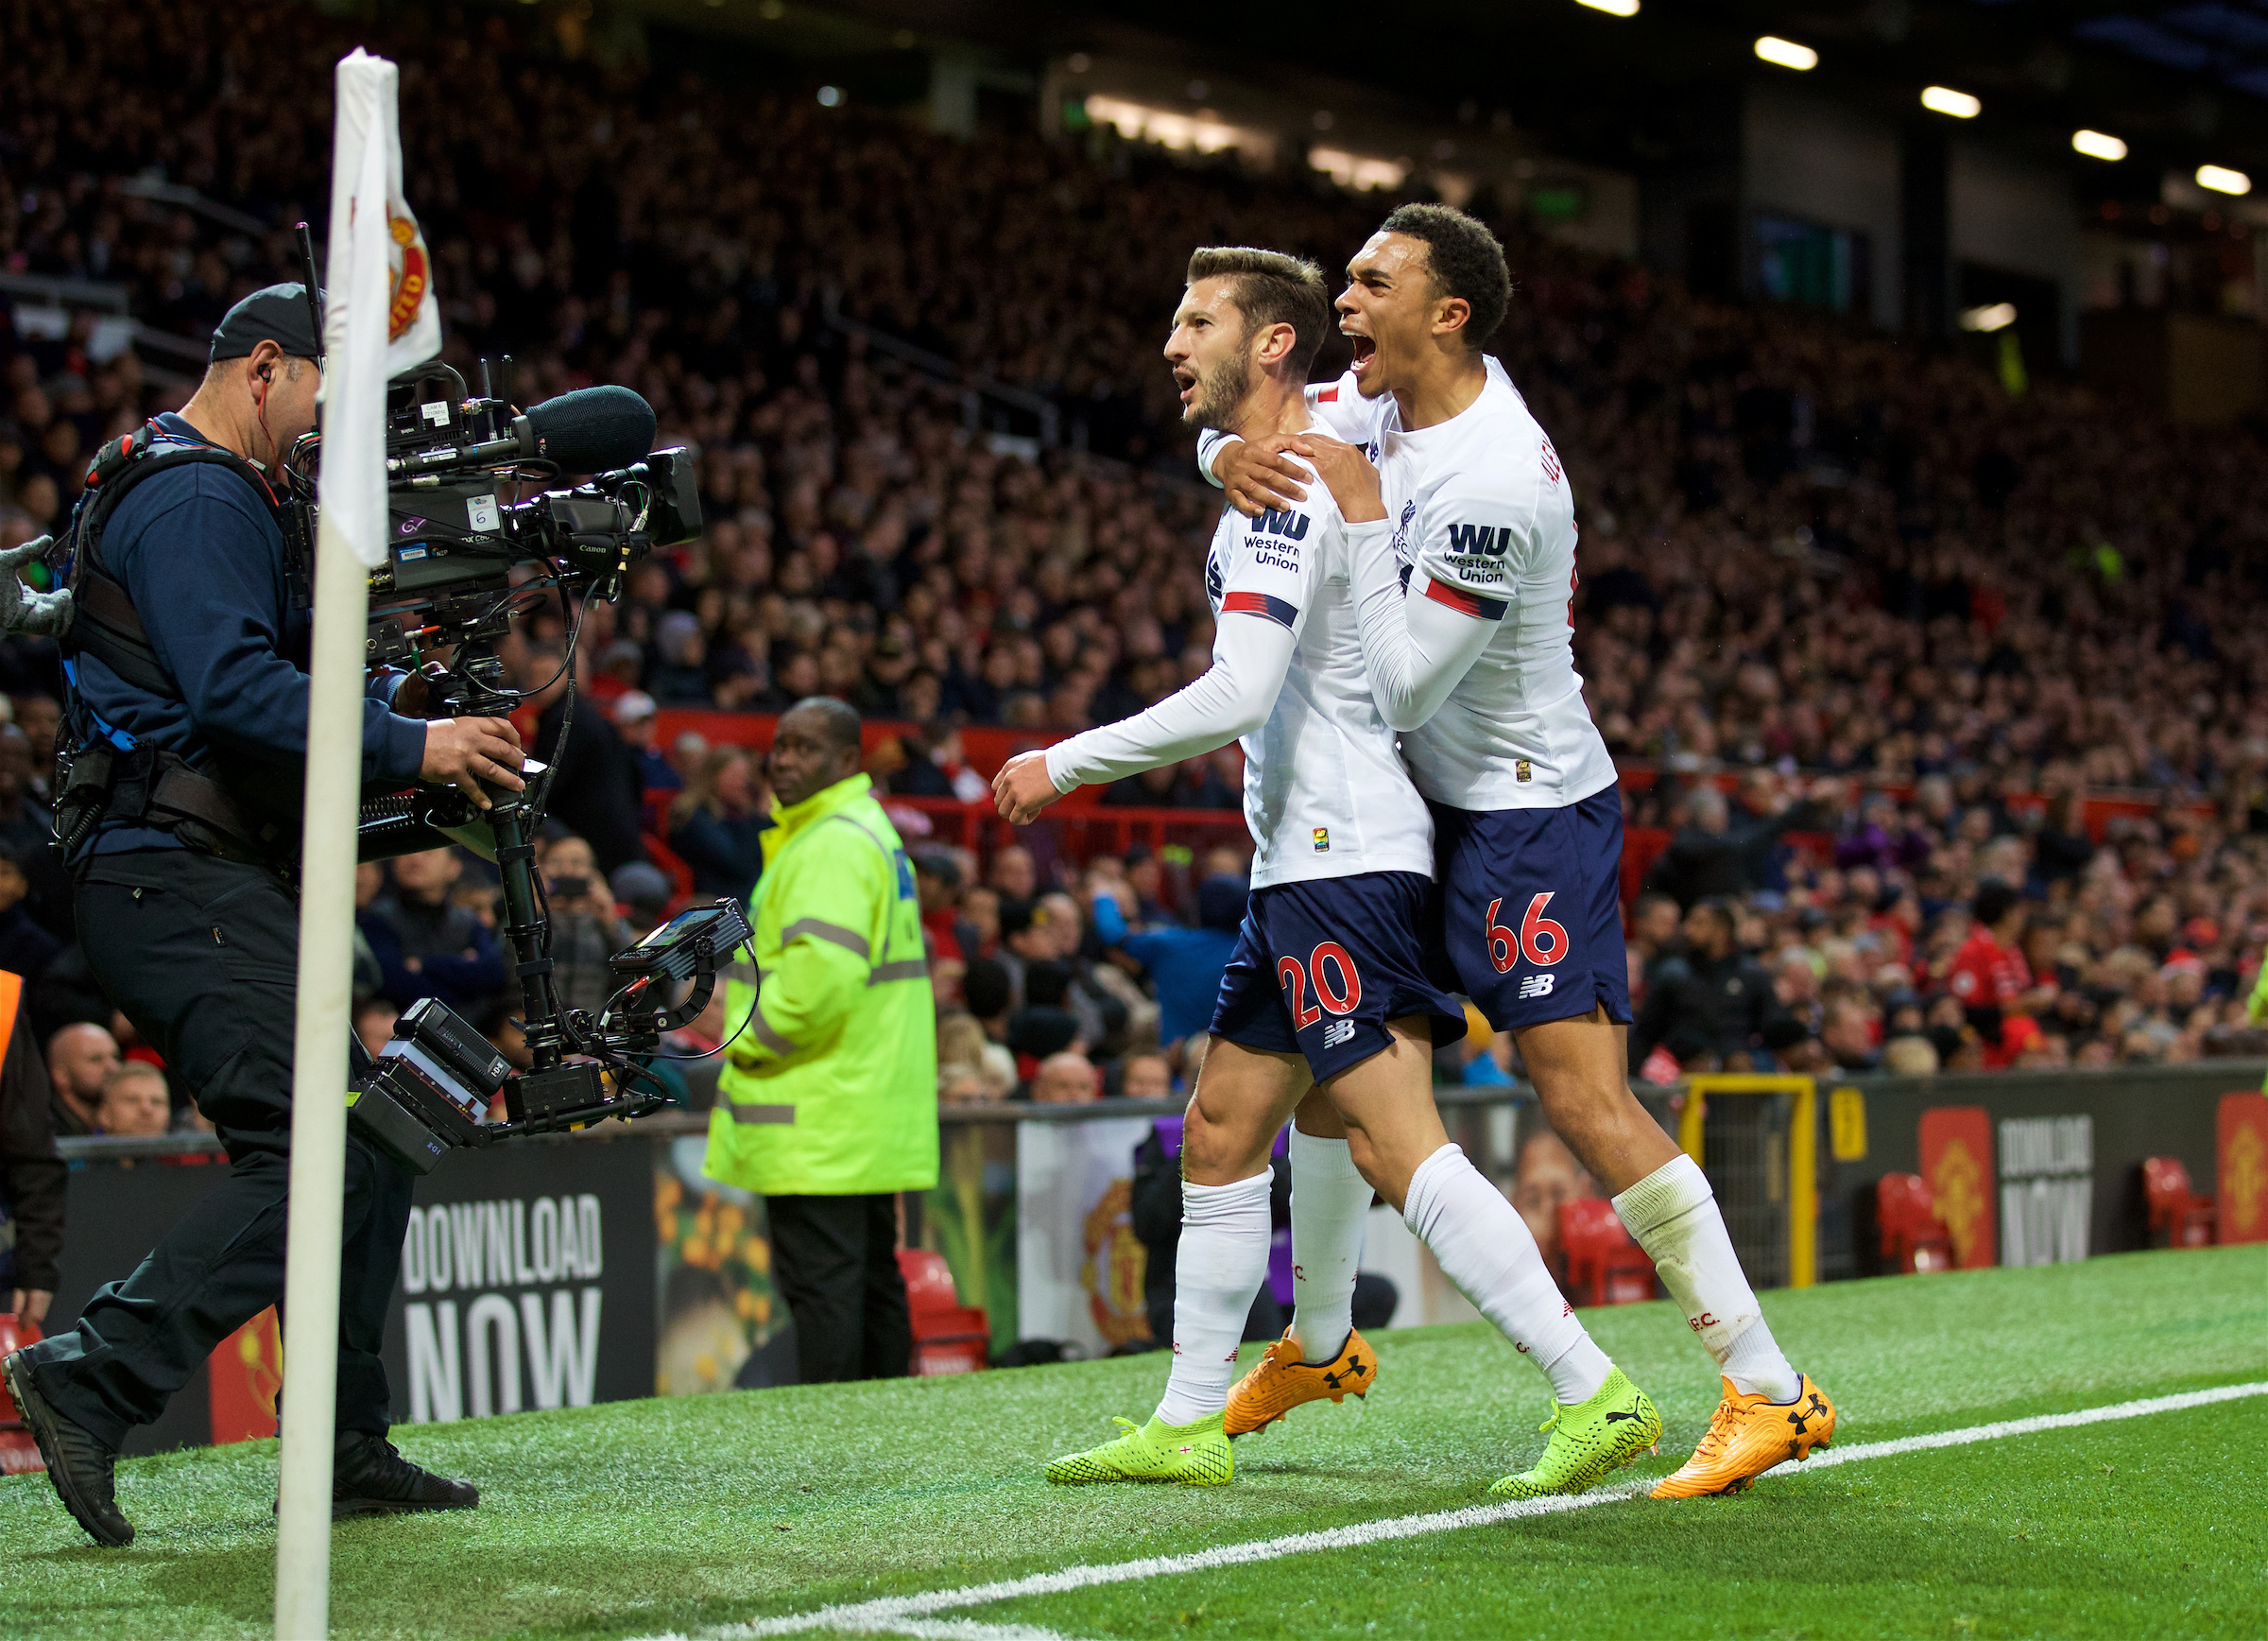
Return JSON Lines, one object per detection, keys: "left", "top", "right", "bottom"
{"left": 0, "top": 537, "right": 72, "bottom": 637}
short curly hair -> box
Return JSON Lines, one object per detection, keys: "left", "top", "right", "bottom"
{"left": 1378, "top": 203, "right": 1509, "bottom": 352}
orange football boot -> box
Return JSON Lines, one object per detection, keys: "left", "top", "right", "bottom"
{"left": 1650, "top": 1373, "right": 1837, "bottom": 1498}
{"left": 1224, "top": 1326, "right": 1376, "bottom": 1438}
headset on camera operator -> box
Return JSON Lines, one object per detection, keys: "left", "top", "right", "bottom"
{"left": 0, "top": 285, "right": 491, "bottom": 1547}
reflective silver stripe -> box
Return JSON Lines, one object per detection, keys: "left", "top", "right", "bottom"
{"left": 868, "top": 959, "right": 929, "bottom": 985}
{"left": 780, "top": 917, "right": 870, "bottom": 959}
{"left": 727, "top": 1102, "right": 796, "bottom": 1125}
{"left": 824, "top": 810, "right": 900, "bottom": 857}
{"left": 751, "top": 1011, "right": 797, "bottom": 1057}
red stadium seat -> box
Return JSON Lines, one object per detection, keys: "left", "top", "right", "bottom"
{"left": 0, "top": 1315, "right": 45, "bottom": 1476}
{"left": 640, "top": 832, "right": 696, "bottom": 903}
{"left": 1876, "top": 1173, "right": 1955, "bottom": 1273}
{"left": 897, "top": 1248, "right": 990, "bottom": 1376}
{"left": 1557, "top": 1197, "right": 1656, "bottom": 1306}
{"left": 2142, "top": 1157, "right": 2216, "bottom": 1248}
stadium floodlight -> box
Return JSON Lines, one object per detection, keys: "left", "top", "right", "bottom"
{"left": 1959, "top": 302, "right": 2017, "bottom": 333}
{"left": 2198, "top": 164, "right": 2252, "bottom": 196}
{"left": 2071, "top": 130, "right": 2127, "bottom": 163}
{"left": 1754, "top": 37, "right": 1817, "bottom": 71}
{"left": 1921, "top": 86, "right": 1982, "bottom": 119}
{"left": 1576, "top": 0, "right": 1640, "bottom": 16}
{"left": 1311, "top": 147, "right": 1408, "bottom": 191}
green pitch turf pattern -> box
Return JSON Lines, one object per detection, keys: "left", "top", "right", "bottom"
{"left": 0, "top": 1247, "right": 2260, "bottom": 1641}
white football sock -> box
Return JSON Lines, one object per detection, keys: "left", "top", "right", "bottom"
{"left": 1612, "top": 1153, "right": 1800, "bottom": 1402}
{"left": 1153, "top": 1169, "right": 1274, "bottom": 1426}
{"left": 1287, "top": 1128, "right": 1370, "bottom": 1364}
{"left": 1403, "top": 1144, "right": 1610, "bottom": 1405}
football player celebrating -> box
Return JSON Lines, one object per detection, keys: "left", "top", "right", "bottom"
{"left": 996, "top": 247, "right": 1660, "bottom": 1495}
{"left": 1206, "top": 205, "right": 1837, "bottom": 1499}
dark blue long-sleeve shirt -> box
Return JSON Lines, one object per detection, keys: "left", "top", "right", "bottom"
{"left": 75, "top": 413, "right": 428, "bottom": 854}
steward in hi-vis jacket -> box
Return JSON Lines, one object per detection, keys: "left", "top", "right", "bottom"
{"left": 705, "top": 700, "right": 936, "bottom": 1383}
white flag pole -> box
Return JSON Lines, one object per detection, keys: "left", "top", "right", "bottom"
{"left": 276, "top": 50, "right": 400, "bottom": 1641}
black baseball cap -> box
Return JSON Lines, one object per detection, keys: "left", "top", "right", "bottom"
{"left": 209, "top": 283, "right": 324, "bottom": 364}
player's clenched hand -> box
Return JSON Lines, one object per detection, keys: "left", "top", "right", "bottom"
{"left": 421, "top": 716, "right": 525, "bottom": 810}
{"left": 1286, "top": 434, "right": 1384, "bottom": 524}
{"left": 1216, "top": 435, "right": 1309, "bottom": 519}
{"left": 993, "top": 751, "right": 1065, "bottom": 826}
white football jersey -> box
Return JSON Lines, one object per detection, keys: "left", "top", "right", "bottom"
{"left": 1201, "top": 459, "right": 1435, "bottom": 888}
{"left": 1303, "top": 361, "right": 1617, "bottom": 812}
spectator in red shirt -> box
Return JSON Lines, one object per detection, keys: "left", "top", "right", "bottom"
{"left": 1946, "top": 883, "right": 2052, "bottom": 1069}
{"left": 913, "top": 850, "right": 965, "bottom": 965}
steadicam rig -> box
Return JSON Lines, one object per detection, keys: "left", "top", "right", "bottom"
{"left": 281, "top": 356, "right": 744, "bottom": 1173}
{"left": 348, "top": 900, "right": 752, "bottom": 1173}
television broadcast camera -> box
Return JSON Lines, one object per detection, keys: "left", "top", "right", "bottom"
{"left": 274, "top": 354, "right": 749, "bottom": 1173}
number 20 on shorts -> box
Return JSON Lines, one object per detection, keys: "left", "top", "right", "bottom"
{"left": 1486, "top": 893, "right": 1568, "bottom": 973}
{"left": 1278, "top": 941, "right": 1363, "bottom": 1028}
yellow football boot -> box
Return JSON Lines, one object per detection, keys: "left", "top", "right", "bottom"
{"left": 1045, "top": 1412, "right": 1232, "bottom": 1485}
{"left": 1650, "top": 1373, "right": 1837, "bottom": 1498}
{"left": 1224, "top": 1326, "right": 1376, "bottom": 1438}
{"left": 1489, "top": 1367, "right": 1661, "bottom": 1499}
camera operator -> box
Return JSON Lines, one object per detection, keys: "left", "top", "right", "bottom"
{"left": 1, "top": 285, "right": 517, "bottom": 1547}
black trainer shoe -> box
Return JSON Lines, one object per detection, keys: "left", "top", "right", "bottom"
{"left": 2, "top": 1349, "right": 133, "bottom": 1547}
{"left": 330, "top": 1430, "right": 478, "bottom": 1518}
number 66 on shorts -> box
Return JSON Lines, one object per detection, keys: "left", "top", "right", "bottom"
{"left": 1432, "top": 790, "right": 1634, "bottom": 1032}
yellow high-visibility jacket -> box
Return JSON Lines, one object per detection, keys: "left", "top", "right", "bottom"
{"left": 703, "top": 774, "right": 937, "bottom": 1197}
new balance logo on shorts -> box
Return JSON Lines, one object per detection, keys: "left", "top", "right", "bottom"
{"left": 1322, "top": 1017, "right": 1357, "bottom": 1048}
{"left": 1518, "top": 973, "right": 1555, "bottom": 1000}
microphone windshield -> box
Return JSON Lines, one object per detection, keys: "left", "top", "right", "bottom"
{"left": 520, "top": 385, "right": 657, "bottom": 474}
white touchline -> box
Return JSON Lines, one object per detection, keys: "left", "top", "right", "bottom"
{"left": 868, "top": 1623, "right": 1083, "bottom": 1641}
{"left": 631, "top": 1381, "right": 2268, "bottom": 1641}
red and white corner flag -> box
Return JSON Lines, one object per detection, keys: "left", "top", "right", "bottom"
{"left": 276, "top": 47, "right": 440, "bottom": 1641}
{"left": 318, "top": 46, "right": 441, "bottom": 567}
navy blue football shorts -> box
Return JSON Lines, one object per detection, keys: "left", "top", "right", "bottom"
{"left": 1430, "top": 789, "right": 1634, "bottom": 1032}
{"left": 1210, "top": 870, "right": 1468, "bottom": 1084}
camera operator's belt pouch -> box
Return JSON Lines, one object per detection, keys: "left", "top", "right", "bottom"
{"left": 57, "top": 741, "right": 289, "bottom": 867}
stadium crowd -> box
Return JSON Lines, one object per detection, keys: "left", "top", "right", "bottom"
{"left": 0, "top": 0, "right": 2264, "bottom": 1117}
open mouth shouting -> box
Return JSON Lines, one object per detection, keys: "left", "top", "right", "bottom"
{"left": 1346, "top": 330, "right": 1377, "bottom": 376}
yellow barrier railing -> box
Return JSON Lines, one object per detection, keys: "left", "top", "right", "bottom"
{"left": 1678, "top": 1074, "right": 1817, "bottom": 1288}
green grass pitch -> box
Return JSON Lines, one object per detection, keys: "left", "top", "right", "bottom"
{"left": 2, "top": 1246, "right": 2262, "bottom": 1639}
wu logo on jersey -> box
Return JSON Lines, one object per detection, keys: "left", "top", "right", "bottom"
{"left": 1444, "top": 522, "right": 1514, "bottom": 558}
{"left": 1256, "top": 508, "right": 1310, "bottom": 542}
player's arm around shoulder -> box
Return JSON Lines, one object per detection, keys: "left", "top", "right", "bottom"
{"left": 1196, "top": 371, "right": 1371, "bottom": 512}
{"left": 1284, "top": 433, "right": 1385, "bottom": 526}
